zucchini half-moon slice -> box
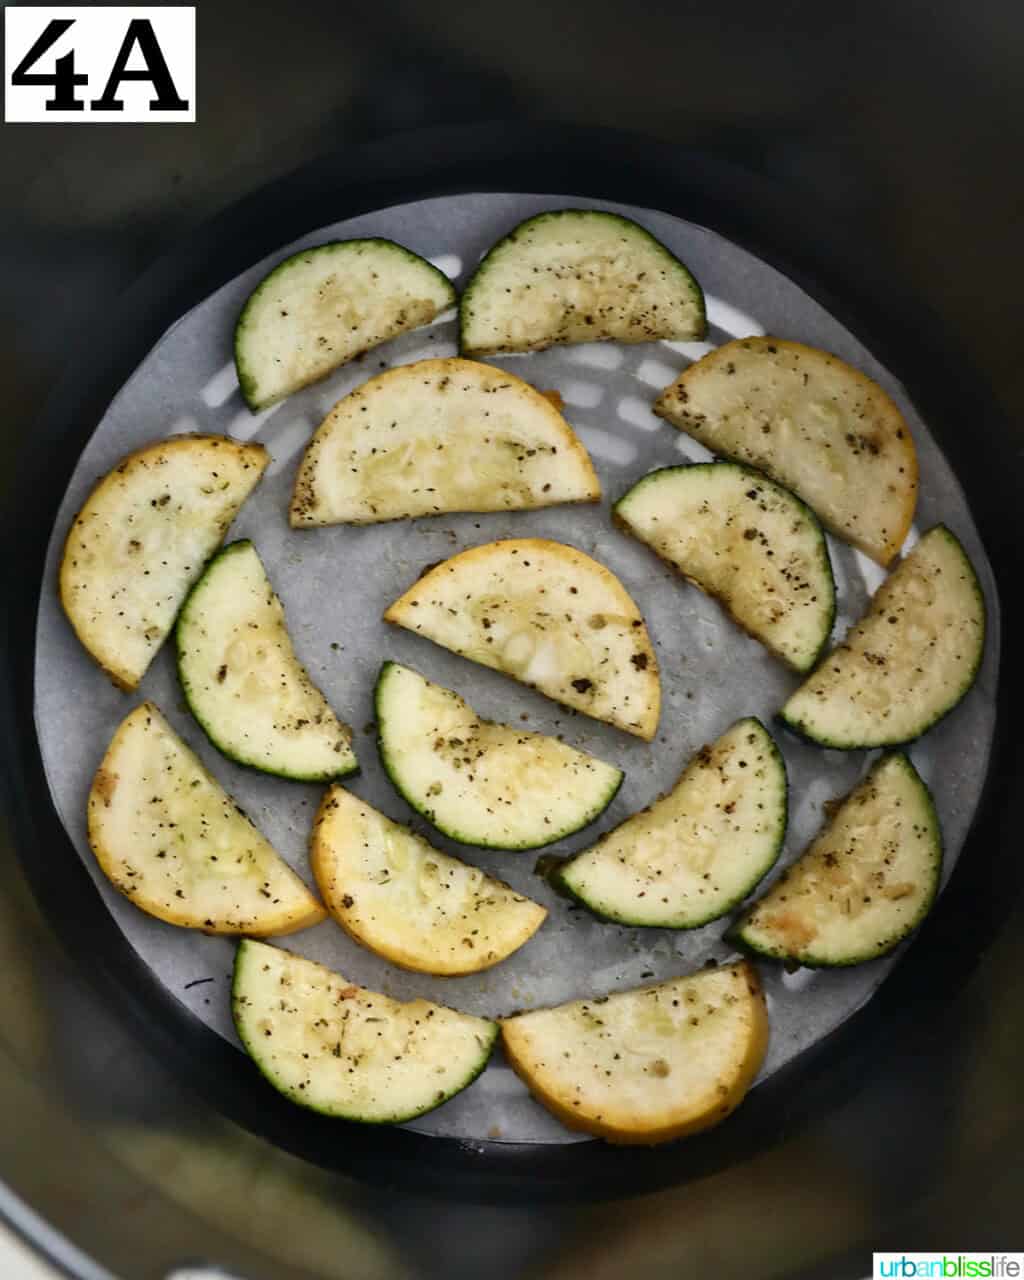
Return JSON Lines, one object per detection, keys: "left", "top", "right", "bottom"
{"left": 780, "top": 525, "right": 985, "bottom": 748}
{"left": 176, "top": 540, "right": 357, "bottom": 782}
{"left": 557, "top": 718, "right": 786, "bottom": 928}
{"left": 734, "top": 753, "right": 941, "bottom": 967}
{"left": 375, "top": 662, "right": 623, "bottom": 850}
{"left": 615, "top": 462, "right": 835, "bottom": 672}
{"left": 235, "top": 239, "right": 456, "bottom": 410}
{"left": 233, "top": 940, "right": 497, "bottom": 1122}
{"left": 460, "top": 209, "right": 705, "bottom": 356}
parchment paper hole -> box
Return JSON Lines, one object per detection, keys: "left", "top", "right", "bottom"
{"left": 429, "top": 254, "right": 463, "bottom": 280}
{"left": 263, "top": 418, "right": 315, "bottom": 475}
{"left": 674, "top": 433, "right": 714, "bottom": 462}
{"left": 617, "top": 395, "right": 663, "bottom": 433}
{"left": 566, "top": 343, "right": 625, "bottom": 370}
{"left": 635, "top": 357, "right": 679, "bottom": 389}
{"left": 226, "top": 406, "right": 277, "bottom": 441}
{"left": 559, "top": 380, "right": 604, "bottom": 409}
{"left": 200, "top": 360, "right": 239, "bottom": 408}
{"left": 574, "top": 426, "right": 637, "bottom": 466}
{"left": 661, "top": 338, "right": 716, "bottom": 360}
{"left": 705, "top": 295, "right": 765, "bottom": 338}
{"left": 167, "top": 414, "right": 203, "bottom": 437}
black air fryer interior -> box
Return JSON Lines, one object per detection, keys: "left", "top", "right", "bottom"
{"left": 0, "top": 6, "right": 1021, "bottom": 1274}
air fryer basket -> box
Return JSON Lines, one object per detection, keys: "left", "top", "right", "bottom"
{"left": 0, "top": 125, "right": 1019, "bottom": 1280}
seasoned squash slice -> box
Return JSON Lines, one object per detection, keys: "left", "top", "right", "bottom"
{"left": 87, "top": 703, "right": 324, "bottom": 934}
{"left": 235, "top": 239, "right": 456, "bottom": 410}
{"left": 60, "top": 435, "right": 268, "bottom": 690}
{"left": 233, "top": 940, "right": 497, "bottom": 1122}
{"left": 176, "top": 540, "right": 357, "bottom": 781}
{"left": 615, "top": 463, "right": 835, "bottom": 671}
{"left": 311, "top": 787, "right": 546, "bottom": 974}
{"left": 557, "top": 718, "right": 786, "bottom": 928}
{"left": 734, "top": 753, "right": 941, "bottom": 966}
{"left": 460, "top": 209, "right": 705, "bottom": 356}
{"left": 384, "top": 539, "right": 660, "bottom": 740}
{"left": 780, "top": 525, "right": 985, "bottom": 748}
{"left": 375, "top": 663, "right": 622, "bottom": 850}
{"left": 290, "top": 357, "right": 599, "bottom": 526}
{"left": 502, "top": 961, "right": 768, "bottom": 1144}
{"left": 654, "top": 337, "right": 917, "bottom": 565}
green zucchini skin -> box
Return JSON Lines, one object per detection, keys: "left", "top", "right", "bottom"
{"left": 778, "top": 525, "right": 986, "bottom": 749}
{"left": 731, "top": 753, "right": 942, "bottom": 968}
{"left": 374, "top": 661, "right": 623, "bottom": 851}
{"left": 614, "top": 462, "right": 836, "bottom": 674}
{"left": 553, "top": 718, "right": 788, "bottom": 929}
{"left": 234, "top": 238, "right": 457, "bottom": 410}
{"left": 459, "top": 209, "right": 706, "bottom": 356}
{"left": 176, "top": 540, "right": 358, "bottom": 783}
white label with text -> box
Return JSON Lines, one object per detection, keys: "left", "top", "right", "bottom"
{"left": 4, "top": 7, "right": 195, "bottom": 123}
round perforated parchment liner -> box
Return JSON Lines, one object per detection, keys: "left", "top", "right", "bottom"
{"left": 35, "top": 193, "right": 999, "bottom": 1145}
